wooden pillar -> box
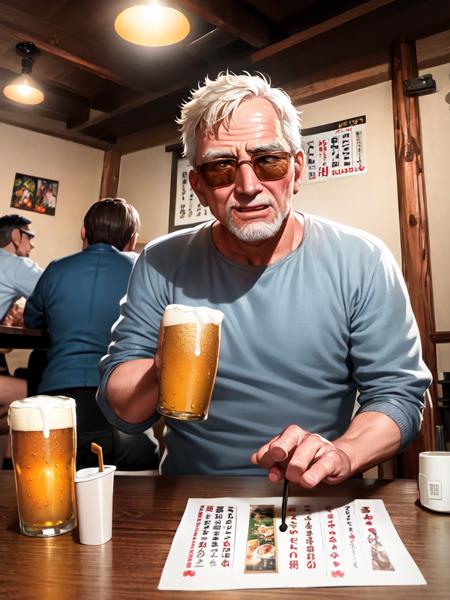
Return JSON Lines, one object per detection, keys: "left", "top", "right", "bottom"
{"left": 99, "top": 149, "right": 122, "bottom": 199}
{"left": 391, "top": 41, "right": 438, "bottom": 477}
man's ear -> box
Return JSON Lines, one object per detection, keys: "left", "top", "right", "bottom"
{"left": 80, "top": 226, "right": 88, "bottom": 248}
{"left": 293, "top": 150, "right": 304, "bottom": 194}
{"left": 10, "top": 228, "right": 21, "bottom": 248}
{"left": 189, "top": 169, "right": 209, "bottom": 208}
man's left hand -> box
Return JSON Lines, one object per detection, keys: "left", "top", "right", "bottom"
{"left": 251, "top": 424, "right": 352, "bottom": 488}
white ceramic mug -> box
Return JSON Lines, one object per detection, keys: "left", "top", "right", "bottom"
{"left": 418, "top": 451, "right": 450, "bottom": 513}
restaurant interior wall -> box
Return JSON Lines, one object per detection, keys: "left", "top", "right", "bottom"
{"left": 0, "top": 122, "right": 104, "bottom": 267}
{"left": 117, "top": 144, "right": 172, "bottom": 245}
{"left": 418, "top": 62, "right": 450, "bottom": 373}
{"left": 297, "top": 80, "right": 401, "bottom": 264}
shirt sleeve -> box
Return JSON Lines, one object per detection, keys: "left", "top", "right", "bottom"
{"left": 350, "top": 246, "right": 432, "bottom": 450}
{"left": 23, "top": 264, "right": 49, "bottom": 329}
{"left": 96, "top": 251, "right": 168, "bottom": 433}
{"left": 13, "top": 257, "right": 43, "bottom": 299}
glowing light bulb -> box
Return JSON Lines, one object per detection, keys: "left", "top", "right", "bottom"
{"left": 114, "top": 3, "right": 190, "bottom": 46}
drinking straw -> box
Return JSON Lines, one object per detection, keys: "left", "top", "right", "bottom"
{"left": 279, "top": 478, "right": 289, "bottom": 532}
{"left": 90, "top": 442, "right": 104, "bottom": 472}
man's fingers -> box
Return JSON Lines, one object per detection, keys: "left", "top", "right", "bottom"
{"left": 283, "top": 433, "right": 329, "bottom": 481}
{"left": 293, "top": 448, "right": 351, "bottom": 488}
{"left": 251, "top": 433, "right": 283, "bottom": 468}
{"left": 267, "top": 424, "right": 305, "bottom": 461}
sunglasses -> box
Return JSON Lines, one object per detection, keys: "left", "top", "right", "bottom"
{"left": 18, "top": 228, "right": 35, "bottom": 239}
{"left": 197, "top": 151, "right": 292, "bottom": 189}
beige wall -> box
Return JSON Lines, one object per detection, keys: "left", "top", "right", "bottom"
{"left": 117, "top": 145, "right": 172, "bottom": 245}
{"left": 0, "top": 122, "right": 104, "bottom": 267}
{"left": 419, "top": 62, "right": 450, "bottom": 373}
{"left": 297, "top": 81, "right": 401, "bottom": 262}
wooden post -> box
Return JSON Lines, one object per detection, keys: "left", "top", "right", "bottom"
{"left": 391, "top": 41, "right": 438, "bottom": 477}
{"left": 99, "top": 149, "right": 122, "bottom": 199}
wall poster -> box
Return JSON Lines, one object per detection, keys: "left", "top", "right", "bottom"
{"left": 166, "top": 144, "right": 212, "bottom": 232}
{"left": 302, "top": 116, "right": 367, "bottom": 184}
{"left": 10, "top": 172, "right": 59, "bottom": 216}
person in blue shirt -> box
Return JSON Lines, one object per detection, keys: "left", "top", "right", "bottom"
{"left": 0, "top": 214, "right": 43, "bottom": 430}
{"left": 25, "top": 198, "right": 158, "bottom": 470}
{"left": 0, "top": 214, "right": 42, "bottom": 323}
{"left": 97, "top": 73, "right": 431, "bottom": 485}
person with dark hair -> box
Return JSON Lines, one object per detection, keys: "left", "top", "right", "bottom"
{"left": 24, "top": 198, "right": 158, "bottom": 471}
{"left": 0, "top": 214, "right": 42, "bottom": 323}
{"left": 0, "top": 214, "right": 43, "bottom": 431}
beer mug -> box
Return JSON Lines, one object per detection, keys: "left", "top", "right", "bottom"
{"left": 157, "top": 304, "right": 224, "bottom": 421}
{"left": 8, "top": 396, "right": 77, "bottom": 537}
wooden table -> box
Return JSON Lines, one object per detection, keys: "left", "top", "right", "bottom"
{"left": 0, "top": 325, "right": 49, "bottom": 350}
{"left": 0, "top": 473, "right": 449, "bottom": 599}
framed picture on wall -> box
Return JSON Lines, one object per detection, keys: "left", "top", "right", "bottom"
{"left": 10, "top": 172, "right": 59, "bottom": 216}
{"left": 166, "top": 144, "right": 212, "bottom": 232}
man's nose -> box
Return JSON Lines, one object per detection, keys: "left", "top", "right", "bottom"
{"left": 234, "top": 162, "right": 264, "bottom": 196}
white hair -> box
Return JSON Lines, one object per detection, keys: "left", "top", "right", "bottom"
{"left": 177, "top": 72, "right": 302, "bottom": 166}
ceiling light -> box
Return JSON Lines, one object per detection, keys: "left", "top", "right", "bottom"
{"left": 114, "top": 2, "right": 190, "bottom": 47}
{"left": 3, "top": 42, "right": 44, "bottom": 105}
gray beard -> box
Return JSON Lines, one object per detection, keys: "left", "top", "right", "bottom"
{"left": 226, "top": 199, "right": 291, "bottom": 242}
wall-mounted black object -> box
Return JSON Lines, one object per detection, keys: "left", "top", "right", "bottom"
{"left": 403, "top": 74, "right": 436, "bottom": 96}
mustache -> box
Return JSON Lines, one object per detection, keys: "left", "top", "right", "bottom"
{"left": 228, "top": 196, "right": 274, "bottom": 209}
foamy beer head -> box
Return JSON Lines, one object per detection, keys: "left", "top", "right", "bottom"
{"left": 9, "top": 396, "right": 77, "bottom": 537}
{"left": 158, "top": 304, "right": 224, "bottom": 420}
{"left": 9, "top": 395, "right": 76, "bottom": 435}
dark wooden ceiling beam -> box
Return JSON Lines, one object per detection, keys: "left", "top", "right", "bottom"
{"left": 251, "top": 0, "right": 396, "bottom": 63}
{"left": 178, "top": 0, "right": 275, "bottom": 48}
{"left": 0, "top": 3, "right": 145, "bottom": 91}
{"left": 0, "top": 105, "right": 112, "bottom": 150}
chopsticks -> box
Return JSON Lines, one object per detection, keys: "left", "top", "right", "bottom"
{"left": 279, "top": 477, "right": 289, "bottom": 532}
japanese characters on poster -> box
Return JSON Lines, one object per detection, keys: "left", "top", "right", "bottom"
{"left": 302, "top": 116, "right": 367, "bottom": 183}
{"left": 159, "top": 496, "right": 424, "bottom": 591}
{"left": 174, "top": 156, "right": 212, "bottom": 228}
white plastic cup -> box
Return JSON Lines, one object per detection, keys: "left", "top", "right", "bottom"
{"left": 418, "top": 451, "right": 450, "bottom": 513}
{"left": 75, "top": 465, "right": 116, "bottom": 544}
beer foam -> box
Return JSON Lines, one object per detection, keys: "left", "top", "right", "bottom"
{"left": 8, "top": 396, "right": 76, "bottom": 438}
{"left": 163, "top": 304, "right": 224, "bottom": 327}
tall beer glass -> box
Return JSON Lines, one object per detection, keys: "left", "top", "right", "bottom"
{"left": 157, "top": 304, "right": 224, "bottom": 421}
{"left": 8, "top": 396, "right": 77, "bottom": 537}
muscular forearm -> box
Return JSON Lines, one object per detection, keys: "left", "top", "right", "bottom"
{"left": 333, "top": 411, "right": 401, "bottom": 475}
{"left": 105, "top": 358, "right": 160, "bottom": 424}
{"left": 252, "top": 411, "right": 402, "bottom": 488}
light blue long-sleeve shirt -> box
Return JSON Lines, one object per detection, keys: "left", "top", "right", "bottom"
{"left": 0, "top": 248, "right": 42, "bottom": 320}
{"left": 97, "top": 213, "right": 431, "bottom": 475}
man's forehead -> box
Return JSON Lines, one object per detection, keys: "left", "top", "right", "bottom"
{"left": 194, "top": 98, "right": 286, "bottom": 156}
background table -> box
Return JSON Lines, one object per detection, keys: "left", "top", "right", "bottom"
{"left": 0, "top": 325, "right": 49, "bottom": 350}
{"left": 0, "top": 473, "right": 449, "bottom": 599}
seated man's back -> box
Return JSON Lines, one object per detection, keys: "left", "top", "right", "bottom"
{"left": 26, "top": 245, "right": 133, "bottom": 391}
{"left": 25, "top": 198, "right": 158, "bottom": 471}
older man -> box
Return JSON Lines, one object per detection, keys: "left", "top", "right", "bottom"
{"left": 97, "top": 73, "right": 431, "bottom": 486}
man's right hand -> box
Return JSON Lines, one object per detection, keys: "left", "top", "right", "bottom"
{"left": 2, "top": 303, "right": 24, "bottom": 327}
{"left": 250, "top": 424, "right": 352, "bottom": 489}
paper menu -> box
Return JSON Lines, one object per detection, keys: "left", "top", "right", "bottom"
{"left": 158, "top": 496, "right": 425, "bottom": 591}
